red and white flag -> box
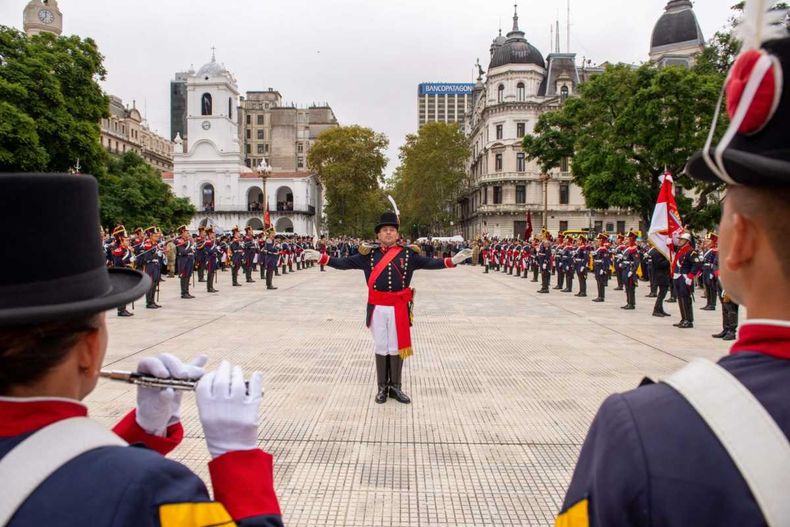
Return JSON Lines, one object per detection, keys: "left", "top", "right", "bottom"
{"left": 648, "top": 171, "right": 684, "bottom": 261}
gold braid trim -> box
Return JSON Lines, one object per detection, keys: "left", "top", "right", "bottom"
{"left": 399, "top": 347, "right": 413, "bottom": 360}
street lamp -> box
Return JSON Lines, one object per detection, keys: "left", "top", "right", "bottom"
{"left": 256, "top": 158, "right": 272, "bottom": 229}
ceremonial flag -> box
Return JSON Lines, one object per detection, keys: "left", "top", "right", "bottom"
{"left": 524, "top": 210, "right": 533, "bottom": 241}
{"left": 648, "top": 171, "right": 684, "bottom": 261}
{"left": 264, "top": 204, "right": 271, "bottom": 229}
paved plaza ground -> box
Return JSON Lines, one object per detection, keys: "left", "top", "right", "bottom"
{"left": 90, "top": 263, "right": 732, "bottom": 526}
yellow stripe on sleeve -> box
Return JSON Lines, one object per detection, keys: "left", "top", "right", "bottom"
{"left": 555, "top": 498, "right": 589, "bottom": 527}
{"left": 159, "top": 502, "right": 236, "bottom": 527}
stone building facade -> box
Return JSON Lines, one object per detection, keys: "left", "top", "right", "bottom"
{"left": 238, "top": 90, "right": 338, "bottom": 172}
{"left": 456, "top": 8, "right": 638, "bottom": 240}
{"left": 167, "top": 55, "right": 324, "bottom": 235}
{"left": 100, "top": 95, "right": 174, "bottom": 172}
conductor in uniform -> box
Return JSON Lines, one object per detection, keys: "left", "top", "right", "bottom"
{"left": 556, "top": 18, "right": 790, "bottom": 526}
{"left": 303, "top": 207, "right": 472, "bottom": 404}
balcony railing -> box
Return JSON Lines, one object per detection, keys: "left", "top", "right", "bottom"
{"left": 202, "top": 205, "right": 316, "bottom": 216}
{"left": 475, "top": 203, "right": 587, "bottom": 215}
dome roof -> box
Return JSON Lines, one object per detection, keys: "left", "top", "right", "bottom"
{"left": 490, "top": 39, "right": 546, "bottom": 69}
{"left": 651, "top": 0, "right": 705, "bottom": 49}
{"left": 196, "top": 51, "right": 229, "bottom": 78}
{"left": 489, "top": 6, "right": 545, "bottom": 70}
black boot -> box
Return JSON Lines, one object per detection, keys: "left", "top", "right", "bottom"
{"left": 117, "top": 306, "right": 133, "bottom": 317}
{"left": 266, "top": 269, "right": 277, "bottom": 290}
{"left": 375, "top": 355, "right": 388, "bottom": 404}
{"left": 712, "top": 328, "right": 728, "bottom": 338}
{"left": 388, "top": 355, "right": 411, "bottom": 404}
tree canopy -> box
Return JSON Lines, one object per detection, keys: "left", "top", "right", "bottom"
{"left": 0, "top": 26, "right": 195, "bottom": 230}
{"left": 389, "top": 122, "right": 469, "bottom": 238}
{"left": 523, "top": 63, "right": 725, "bottom": 229}
{"left": 98, "top": 152, "right": 195, "bottom": 233}
{"left": 0, "top": 26, "right": 108, "bottom": 175}
{"left": 307, "top": 125, "right": 389, "bottom": 237}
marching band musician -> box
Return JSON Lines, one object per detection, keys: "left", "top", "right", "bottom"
{"left": 592, "top": 233, "right": 611, "bottom": 302}
{"left": 620, "top": 231, "right": 641, "bottom": 310}
{"left": 137, "top": 226, "right": 164, "bottom": 310}
{"left": 230, "top": 227, "right": 244, "bottom": 287}
{"left": 195, "top": 226, "right": 207, "bottom": 284}
{"left": 111, "top": 225, "right": 134, "bottom": 317}
{"left": 175, "top": 225, "right": 196, "bottom": 300}
{"left": 0, "top": 173, "right": 283, "bottom": 527}
{"left": 204, "top": 226, "right": 219, "bottom": 294}
{"left": 574, "top": 235, "right": 591, "bottom": 298}
{"left": 243, "top": 226, "right": 256, "bottom": 283}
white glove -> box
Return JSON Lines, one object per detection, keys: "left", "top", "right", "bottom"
{"left": 451, "top": 248, "right": 473, "bottom": 265}
{"left": 542, "top": 264, "right": 547, "bottom": 270}
{"left": 684, "top": 276, "right": 693, "bottom": 286}
{"left": 197, "top": 360, "right": 263, "bottom": 458}
{"left": 628, "top": 272, "right": 633, "bottom": 278}
{"left": 303, "top": 249, "right": 321, "bottom": 261}
{"left": 136, "top": 353, "right": 207, "bottom": 436}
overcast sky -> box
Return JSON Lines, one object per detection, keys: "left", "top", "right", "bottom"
{"left": 2, "top": 0, "right": 733, "bottom": 176}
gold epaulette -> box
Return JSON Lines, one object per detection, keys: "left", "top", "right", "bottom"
{"left": 358, "top": 244, "right": 374, "bottom": 256}
{"left": 408, "top": 244, "right": 423, "bottom": 256}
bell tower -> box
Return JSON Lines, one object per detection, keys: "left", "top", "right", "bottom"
{"left": 23, "top": 0, "right": 63, "bottom": 37}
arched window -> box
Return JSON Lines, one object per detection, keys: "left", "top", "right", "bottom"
{"left": 560, "top": 85, "right": 569, "bottom": 101}
{"left": 497, "top": 84, "right": 505, "bottom": 103}
{"left": 201, "top": 93, "right": 212, "bottom": 116}
{"left": 228, "top": 97, "right": 233, "bottom": 119}
{"left": 517, "top": 82, "right": 525, "bottom": 101}
{"left": 201, "top": 183, "right": 215, "bottom": 211}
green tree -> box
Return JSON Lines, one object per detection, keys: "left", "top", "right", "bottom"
{"left": 523, "top": 63, "right": 725, "bottom": 229}
{"left": 98, "top": 152, "right": 195, "bottom": 232}
{"left": 0, "top": 26, "right": 108, "bottom": 175}
{"left": 308, "top": 125, "right": 389, "bottom": 237}
{"left": 389, "top": 122, "right": 469, "bottom": 237}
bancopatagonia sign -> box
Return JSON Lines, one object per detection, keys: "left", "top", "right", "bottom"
{"left": 419, "top": 83, "right": 475, "bottom": 96}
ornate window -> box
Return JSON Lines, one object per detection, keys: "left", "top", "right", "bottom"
{"left": 497, "top": 84, "right": 504, "bottom": 103}
{"left": 228, "top": 97, "right": 233, "bottom": 119}
{"left": 559, "top": 182, "right": 569, "bottom": 205}
{"left": 560, "top": 85, "right": 569, "bottom": 101}
{"left": 516, "top": 153, "right": 526, "bottom": 172}
{"left": 495, "top": 153, "right": 503, "bottom": 171}
{"left": 201, "top": 93, "right": 212, "bottom": 116}
{"left": 517, "top": 82, "right": 525, "bottom": 101}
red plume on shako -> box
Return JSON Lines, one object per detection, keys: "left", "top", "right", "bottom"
{"left": 685, "top": 0, "right": 790, "bottom": 186}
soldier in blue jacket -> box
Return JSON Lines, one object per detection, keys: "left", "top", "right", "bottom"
{"left": 574, "top": 235, "right": 591, "bottom": 297}
{"left": 0, "top": 173, "right": 283, "bottom": 527}
{"left": 303, "top": 211, "right": 472, "bottom": 404}
{"left": 262, "top": 231, "right": 279, "bottom": 290}
{"left": 204, "top": 225, "right": 219, "bottom": 294}
{"left": 138, "top": 226, "right": 164, "bottom": 309}
{"left": 243, "top": 226, "right": 256, "bottom": 283}
{"left": 195, "top": 225, "right": 207, "bottom": 283}
{"left": 175, "top": 225, "right": 195, "bottom": 299}
{"left": 556, "top": 27, "right": 790, "bottom": 527}
{"left": 591, "top": 233, "right": 611, "bottom": 303}
{"left": 671, "top": 231, "right": 702, "bottom": 328}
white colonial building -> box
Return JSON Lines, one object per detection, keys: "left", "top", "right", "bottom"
{"left": 165, "top": 54, "right": 322, "bottom": 235}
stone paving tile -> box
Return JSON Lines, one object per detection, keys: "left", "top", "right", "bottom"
{"left": 88, "top": 264, "right": 732, "bottom": 526}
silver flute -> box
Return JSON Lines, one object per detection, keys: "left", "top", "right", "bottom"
{"left": 100, "top": 370, "right": 198, "bottom": 391}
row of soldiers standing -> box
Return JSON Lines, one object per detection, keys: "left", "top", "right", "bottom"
{"left": 478, "top": 230, "right": 737, "bottom": 339}
{"left": 102, "top": 224, "right": 320, "bottom": 314}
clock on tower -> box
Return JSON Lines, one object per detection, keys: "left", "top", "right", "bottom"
{"left": 23, "top": 0, "right": 63, "bottom": 37}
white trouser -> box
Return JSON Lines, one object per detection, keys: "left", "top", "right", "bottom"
{"left": 370, "top": 305, "right": 399, "bottom": 356}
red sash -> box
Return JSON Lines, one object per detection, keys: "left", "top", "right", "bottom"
{"left": 367, "top": 246, "right": 414, "bottom": 359}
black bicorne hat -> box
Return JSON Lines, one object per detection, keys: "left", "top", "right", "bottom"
{"left": 375, "top": 211, "right": 400, "bottom": 234}
{"left": 0, "top": 174, "right": 151, "bottom": 327}
{"left": 686, "top": 35, "right": 790, "bottom": 186}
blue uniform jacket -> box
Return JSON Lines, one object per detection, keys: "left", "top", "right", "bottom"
{"left": 176, "top": 239, "right": 195, "bottom": 278}
{"left": 0, "top": 402, "right": 284, "bottom": 527}
{"left": 558, "top": 327, "right": 790, "bottom": 527}
{"left": 322, "top": 245, "right": 452, "bottom": 326}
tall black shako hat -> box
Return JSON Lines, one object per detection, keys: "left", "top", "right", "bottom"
{"left": 0, "top": 174, "right": 151, "bottom": 327}
{"left": 375, "top": 194, "right": 401, "bottom": 234}
{"left": 686, "top": 3, "right": 790, "bottom": 186}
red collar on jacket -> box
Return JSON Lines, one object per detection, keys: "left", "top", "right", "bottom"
{"left": 0, "top": 398, "right": 87, "bottom": 437}
{"left": 730, "top": 320, "right": 790, "bottom": 360}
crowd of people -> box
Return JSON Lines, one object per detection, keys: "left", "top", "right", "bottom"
{"left": 101, "top": 225, "right": 324, "bottom": 313}
{"left": 473, "top": 229, "right": 737, "bottom": 340}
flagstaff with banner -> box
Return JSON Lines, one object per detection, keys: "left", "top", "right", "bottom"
{"left": 647, "top": 171, "right": 684, "bottom": 261}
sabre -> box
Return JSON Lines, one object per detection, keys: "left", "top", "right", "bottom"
{"left": 99, "top": 370, "right": 259, "bottom": 394}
